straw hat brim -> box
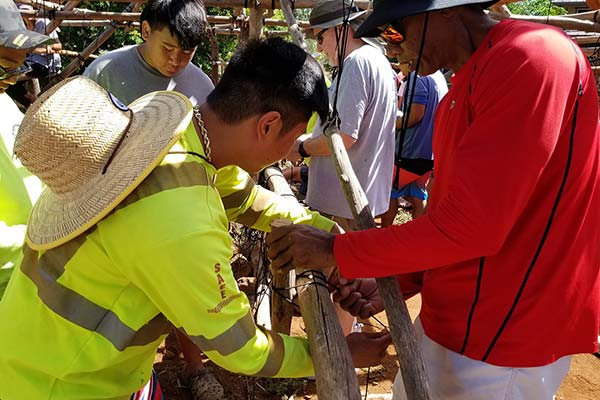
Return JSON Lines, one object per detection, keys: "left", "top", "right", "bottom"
{"left": 26, "top": 90, "right": 193, "bottom": 250}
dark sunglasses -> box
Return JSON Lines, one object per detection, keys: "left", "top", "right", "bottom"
{"left": 0, "top": 64, "right": 32, "bottom": 81}
{"left": 315, "top": 28, "right": 329, "bottom": 45}
{"left": 379, "top": 24, "right": 405, "bottom": 45}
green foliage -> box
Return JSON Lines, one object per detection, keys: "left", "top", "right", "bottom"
{"left": 507, "top": 0, "right": 567, "bottom": 16}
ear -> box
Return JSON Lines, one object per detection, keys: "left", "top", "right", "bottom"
{"left": 141, "top": 21, "right": 152, "bottom": 41}
{"left": 257, "top": 111, "right": 283, "bottom": 141}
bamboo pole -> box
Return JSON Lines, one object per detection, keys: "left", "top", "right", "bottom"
{"left": 321, "top": 119, "right": 431, "bottom": 400}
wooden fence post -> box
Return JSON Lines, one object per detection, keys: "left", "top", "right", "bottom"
{"left": 268, "top": 167, "right": 361, "bottom": 400}
{"left": 321, "top": 119, "right": 431, "bottom": 400}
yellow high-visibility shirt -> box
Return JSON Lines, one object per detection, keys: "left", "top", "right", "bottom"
{"left": 0, "top": 122, "right": 332, "bottom": 399}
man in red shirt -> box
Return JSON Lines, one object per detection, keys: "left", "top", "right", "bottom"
{"left": 267, "top": 1, "right": 600, "bottom": 398}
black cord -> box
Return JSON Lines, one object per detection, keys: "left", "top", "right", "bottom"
{"left": 394, "top": 12, "right": 429, "bottom": 189}
{"left": 363, "top": 367, "right": 371, "bottom": 400}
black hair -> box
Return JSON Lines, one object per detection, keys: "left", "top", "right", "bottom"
{"left": 140, "top": 0, "right": 207, "bottom": 50}
{"left": 207, "top": 38, "right": 329, "bottom": 133}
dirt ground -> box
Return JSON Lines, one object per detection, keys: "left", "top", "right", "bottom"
{"left": 154, "top": 294, "right": 600, "bottom": 399}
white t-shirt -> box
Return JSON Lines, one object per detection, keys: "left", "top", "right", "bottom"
{"left": 306, "top": 44, "right": 397, "bottom": 218}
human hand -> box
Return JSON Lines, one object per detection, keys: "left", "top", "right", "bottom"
{"left": 330, "top": 276, "right": 383, "bottom": 319}
{"left": 266, "top": 224, "right": 337, "bottom": 273}
{"left": 346, "top": 331, "right": 391, "bottom": 368}
{"left": 285, "top": 138, "right": 304, "bottom": 162}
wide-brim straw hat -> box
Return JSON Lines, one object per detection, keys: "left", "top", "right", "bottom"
{"left": 14, "top": 76, "right": 193, "bottom": 250}
{"left": 354, "top": 0, "right": 500, "bottom": 38}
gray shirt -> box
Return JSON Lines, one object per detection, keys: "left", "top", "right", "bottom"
{"left": 83, "top": 45, "right": 214, "bottom": 105}
{"left": 306, "top": 44, "right": 397, "bottom": 218}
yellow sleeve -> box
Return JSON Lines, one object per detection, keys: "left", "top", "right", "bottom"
{"left": 123, "top": 183, "right": 314, "bottom": 377}
{"left": 215, "top": 165, "right": 334, "bottom": 232}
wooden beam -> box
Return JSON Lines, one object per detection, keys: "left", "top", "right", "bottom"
{"left": 79, "top": 0, "right": 373, "bottom": 9}
{"left": 489, "top": 5, "right": 600, "bottom": 33}
{"left": 57, "top": 19, "right": 139, "bottom": 27}
{"left": 321, "top": 119, "right": 431, "bottom": 400}
{"left": 508, "top": 14, "right": 600, "bottom": 32}
{"left": 25, "top": 9, "right": 309, "bottom": 29}
{"left": 46, "top": 0, "right": 81, "bottom": 34}
{"left": 573, "top": 35, "right": 600, "bottom": 45}
{"left": 56, "top": 49, "right": 98, "bottom": 58}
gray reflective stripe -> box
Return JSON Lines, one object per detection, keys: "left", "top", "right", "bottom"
{"left": 20, "top": 161, "right": 211, "bottom": 351}
{"left": 251, "top": 326, "right": 285, "bottom": 377}
{"left": 220, "top": 177, "right": 254, "bottom": 210}
{"left": 187, "top": 311, "right": 257, "bottom": 356}
{"left": 117, "top": 162, "right": 212, "bottom": 211}
{"left": 235, "top": 186, "right": 273, "bottom": 227}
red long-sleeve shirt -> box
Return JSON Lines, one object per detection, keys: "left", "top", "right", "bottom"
{"left": 335, "top": 20, "right": 600, "bottom": 367}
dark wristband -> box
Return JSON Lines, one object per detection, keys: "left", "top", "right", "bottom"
{"left": 298, "top": 141, "right": 310, "bottom": 158}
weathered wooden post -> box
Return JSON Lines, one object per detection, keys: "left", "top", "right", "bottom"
{"left": 249, "top": 2, "right": 266, "bottom": 39}
{"left": 263, "top": 166, "right": 296, "bottom": 335}
{"left": 321, "top": 117, "right": 431, "bottom": 400}
{"left": 280, "top": 0, "right": 307, "bottom": 50}
{"left": 273, "top": 217, "right": 361, "bottom": 400}
{"left": 267, "top": 164, "right": 360, "bottom": 400}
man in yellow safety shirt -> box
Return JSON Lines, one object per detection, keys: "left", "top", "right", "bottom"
{"left": 0, "top": 37, "right": 390, "bottom": 399}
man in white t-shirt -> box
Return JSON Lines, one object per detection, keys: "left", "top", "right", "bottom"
{"left": 290, "top": 0, "right": 396, "bottom": 232}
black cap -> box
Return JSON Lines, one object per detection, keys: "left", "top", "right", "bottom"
{"left": 355, "top": 0, "right": 500, "bottom": 38}
{"left": 0, "top": 0, "right": 53, "bottom": 49}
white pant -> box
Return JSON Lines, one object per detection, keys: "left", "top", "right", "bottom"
{"left": 392, "top": 319, "right": 571, "bottom": 400}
